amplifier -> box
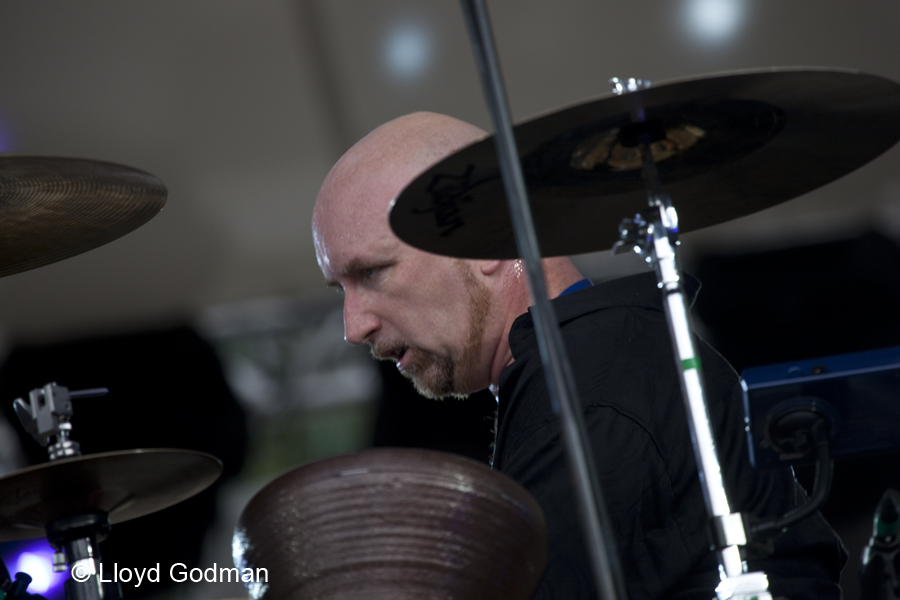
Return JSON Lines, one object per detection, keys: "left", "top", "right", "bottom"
{"left": 741, "top": 345, "right": 900, "bottom": 469}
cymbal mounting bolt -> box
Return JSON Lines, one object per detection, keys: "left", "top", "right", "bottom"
{"left": 52, "top": 551, "right": 67, "bottom": 573}
{"left": 12, "top": 383, "right": 108, "bottom": 461}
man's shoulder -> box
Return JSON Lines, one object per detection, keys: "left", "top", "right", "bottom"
{"left": 508, "top": 272, "right": 692, "bottom": 359}
{"left": 557, "top": 271, "right": 700, "bottom": 318}
{"left": 498, "top": 273, "right": 693, "bottom": 434}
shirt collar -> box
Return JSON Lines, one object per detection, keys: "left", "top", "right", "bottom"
{"left": 559, "top": 278, "right": 592, "bottom": 296}
{"left": 508, "top": 271, "right": 701, "bottom": 359}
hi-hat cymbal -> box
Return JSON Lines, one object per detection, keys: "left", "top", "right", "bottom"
{"left": 0, "top": 156, "right": 167, "bottom": 277}
{"left": 390, "top": 68, "right": 900, "bottom": 259}
{"left": 0, "top": 448, "right": 222, "bottom": 541}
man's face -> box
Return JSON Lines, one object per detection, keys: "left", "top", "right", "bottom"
{"left": 313, "top": 204, "right": 492, "bottom": 399}
{"left": 312, "top": 112, "right": 494, "bottom": 398}
{"left": 369, "top": 261, "right": 491, "bottom": 398}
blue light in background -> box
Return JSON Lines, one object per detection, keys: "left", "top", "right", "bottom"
{"left": 684, "top": 0, "right": 746, "bottom": 43}
{"left": 17, "top": 552, "right": 58, "bottom": 594}
{"left": 0, "top": 539, "right": 67, "bottom": 600}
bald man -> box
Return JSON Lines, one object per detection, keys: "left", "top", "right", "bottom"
{"left": 313, "top": 112, "right": 845, "bottom": 599}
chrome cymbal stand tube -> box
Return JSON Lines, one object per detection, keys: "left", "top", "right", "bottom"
{"left": 611, "top": 81, "right": 771, "bottom": 600}
{"left": 457, "top": 1, "right": 626, "bottom": 598}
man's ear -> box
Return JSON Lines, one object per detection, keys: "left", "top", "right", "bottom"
{"left": 479, "top": 260, "right": 503, "bottom": 276}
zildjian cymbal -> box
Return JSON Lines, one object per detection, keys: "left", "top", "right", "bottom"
{"left": 0, "top": 156, "right": 167, "bottom": 277}
{"left": 0, "top": 449, "right": 221, "bottom": 541}
{"left": 390, "top": 68, "right": 900, "bottom": 259}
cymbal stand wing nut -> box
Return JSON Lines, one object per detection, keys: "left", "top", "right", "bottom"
{"left": 13, "top": 383, "right": 79, "bottom": 459}
{"left": 12, "top": 383, "right": 108, "bottom": 461}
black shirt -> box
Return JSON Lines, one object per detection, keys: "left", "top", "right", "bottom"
{"left": 493, "top": 273, "right": 845, "bottom": 600}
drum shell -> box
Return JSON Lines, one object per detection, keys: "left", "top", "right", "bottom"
{"left": 233, "top": 447, "right": 548, "bottom": 600}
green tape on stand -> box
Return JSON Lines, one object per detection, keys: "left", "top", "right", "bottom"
{"left": 682, "top": 357, "right": 701, "bottom": 371}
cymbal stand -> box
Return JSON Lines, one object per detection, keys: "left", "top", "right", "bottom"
{"left": 13, "top": 383, "right": 118, "bottom": 600}
{"left": 14, "top": 383, "right": 108, "bottom": 460}
{"left": 458, "top": 1, "right": 626, "bottom": 598}
{"left": 611, "top": 80, "right": 772, "bottom": 600}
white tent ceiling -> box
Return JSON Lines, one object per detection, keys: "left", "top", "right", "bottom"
{"left": 0, "top": 0, "right": 898, "bottom": 342}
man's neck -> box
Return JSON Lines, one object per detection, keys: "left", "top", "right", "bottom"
{"left": 487, "top": 257, "right": 584, "bottom": 390}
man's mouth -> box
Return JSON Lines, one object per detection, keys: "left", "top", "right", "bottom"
{"left": 395, "top": 347, "right": 410, "bottom": 371}
{"left": 372, "top": 342, "right": 410, "bottom": 370}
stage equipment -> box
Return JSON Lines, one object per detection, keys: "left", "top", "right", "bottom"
{"left": 860, "top": 489, "right": 900, "bottom": 600}
{"left": 743, "top": 345, "right": 900, "bottom": 470}
{"left": 453, "top": 2, "right": 627, "bottom": 597}
{"left": 740, "top": 345, "right": 900, "bottom": 540}
{"left": 5, "top": 383, "right": 222, "bottom": 600}
{"left": 0, "top": 571, "right": 47, "bottom": 600}
{"left": 390, "top": 69, "right": 900, "bottom": 260}
{"left": 233, "top": 448, "right": 548, "bottom": 600}
{"left": 0, "top": 156, "right": 166, "bottom": 277}
{"left": 390, "top": 24, "right": 900, "bottom": 599}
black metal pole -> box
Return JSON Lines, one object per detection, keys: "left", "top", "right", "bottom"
{"left": 457, "top": 1, "right": 626, "bottom": 598}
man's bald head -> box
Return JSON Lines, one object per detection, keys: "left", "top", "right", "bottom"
{"left": 311, "top": 112, "right": 499, "bottom": 398}
{"left": 314, "top": 112, "right": 486, "bottom": 244}
{"left": 311, "top": 111, "right": 583, "bottom": 397}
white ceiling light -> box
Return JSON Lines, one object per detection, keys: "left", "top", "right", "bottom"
{"left": 383, "top": 20, "right": 432, "bottom": 81}
{"left": 684, "top": 0, "right": 746, "bottom": 43}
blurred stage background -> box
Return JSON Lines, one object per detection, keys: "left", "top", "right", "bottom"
{"left": 0, "top": 1, "right": 898, "bottom": 599}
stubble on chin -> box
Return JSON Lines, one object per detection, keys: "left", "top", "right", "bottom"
{"left": 370, "top": 341, "right": 456, "bottom": 399}
{"left": 368, "top": 260, "right": 492, "bottom": 400}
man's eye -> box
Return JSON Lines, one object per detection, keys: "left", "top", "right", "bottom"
{"left": 364, "top": 267, "right": 379, "bottom": 278}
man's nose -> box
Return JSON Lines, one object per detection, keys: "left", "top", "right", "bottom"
{"left": 343, "top": 292, "right": 379, "bottom": 345}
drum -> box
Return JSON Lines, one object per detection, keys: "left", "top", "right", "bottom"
{"left": 233, "top": 447, "right": 548, "bottom": 600}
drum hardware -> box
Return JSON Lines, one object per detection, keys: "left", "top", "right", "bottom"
{"left": 457, "top": 1, "right": 624, "bottom": 598}
{"left": 45, "top": 512, "right": 118, "bottom": 600}
{"left": 0, "top": 155, "right": 167, "bottom": 278}
{"left": 14, "top": 383, "right": 109, "bottom": 461}
{"left": 234, "top": 448, "right": 548, "bottom": 600}
{"left": 860, "top": 489, "right": 900, "bottom": 600}
{"left": 395, "top": 5, "right": 900, "bottom": 598}
{"left": 390, "top": 69, "right": 900, "bottom": 260}
{"left": 743, "top": 345, "right": 900, "bottom": 468}
{"left": 0, "top": 547, "right": 46, "bottom": 600}
{"left": 0, "top": 571, "right": 47, "bottom": 600}
{"left": 744, "top": 406, "right": 834, "bottom": 540}
{"left": 11, "top": 384, "right": 120, "bottom": 600}
{"left": 608, "top": 76, "right": 772, "bottom": 598}
{"left": 2, "top": 383, "right": 224, "bottom": 600}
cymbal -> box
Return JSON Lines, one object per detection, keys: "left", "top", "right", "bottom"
{"left": 235, "top": 448, "right": 547, "bottom": 600}
{"left": 0, "top": 156, "right": 167, "bottom": 277}
{"left": 390, "top": 68, "right": 900, "bottom": 259}
{"left": 0, "top": 448, "right": 222, "bottom": 541}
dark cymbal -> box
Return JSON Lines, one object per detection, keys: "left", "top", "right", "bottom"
{"left": 390, "top": 68, "right": 900, "bottom": 259}
{"left": 0, "top": 156, "right": 167, "bottom": 277}
{"left": 235, "top": 448, "right": 547, "bottom": 600}
{"left": 0, "top": 448, "right": 222, "bottom": 541}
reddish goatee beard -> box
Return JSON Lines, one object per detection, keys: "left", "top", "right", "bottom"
{"left": 371, "top": 341, "right": 456, "bottom": 400}
{"left": 369, "top": 260, "right": 492, "bottom": 400}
